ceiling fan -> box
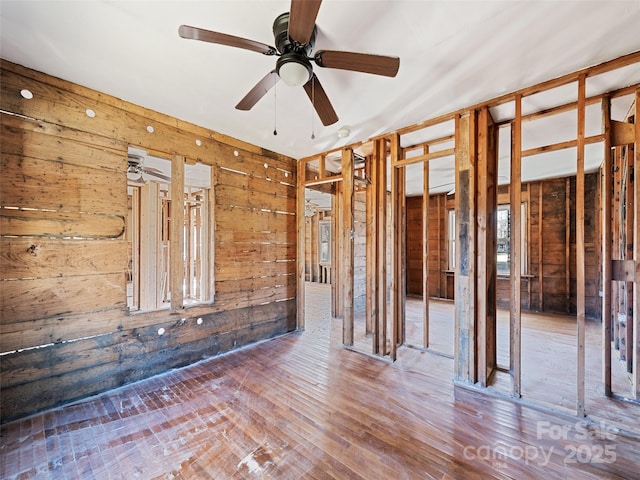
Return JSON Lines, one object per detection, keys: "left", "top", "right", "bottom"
{"left": 127, "top": 154, "right": 171, "bottom": 184}
{"left": 178, "top": 0, "right": 400, "bottom": 126}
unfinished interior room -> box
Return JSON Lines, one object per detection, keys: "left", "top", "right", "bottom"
{"left": 1, "top": 1, "right": 640, "bottom": 479}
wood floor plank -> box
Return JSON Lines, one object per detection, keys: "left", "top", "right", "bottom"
{"left": 0, "top": 282, "right": 638, "bottom": 479}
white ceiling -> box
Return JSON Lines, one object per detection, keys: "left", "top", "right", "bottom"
{"left": 2, "top": 1, "right": 640, "bottom": 199}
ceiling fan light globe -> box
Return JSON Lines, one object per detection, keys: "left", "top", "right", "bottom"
{"left": 276, "top": 54, "right": 312, "bottom": 87}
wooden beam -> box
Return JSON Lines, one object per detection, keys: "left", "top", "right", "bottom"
{"left": 297, "top": 158, "right": 306, "bottom": 330}
{"left": 170, "top": 155, "right": 185, "bottom": 312}
{"left": 521, "top": 134, "right": 604, "bottom": 158}
{"left": 454, "top": 112, "right": 478, "bottom": 384}
{"left": 484, "top": 52, "right": 640, "bottom": 110}
{"left": 366, "top": 154, "right": 375, "bottom": 339}
{"left": 625, "top": 139, "right": 635, "bottom": 374}
{"left": 318, "top": 154, "right": 327, "bottom": 179}
{"left": 332, "top": 182, "right": 342, "bottom": 319}
{"left": 634, "top": 88, "right": 640, "bottom": 400}
{"left": 511, "top": 96, "right": 522, "bottom": 398}
{"left": 401, "top": 134, "right": 455, "bottom": 153}
{"left": 342, "top": 148, "right": 355, "bottom": 346}
{"left": 395, "top": 148, "right": 456, "bottom": 168}
{"left": 390, "top": 133, "right": 403, "bottom": 360}
{"left": 495, "top": 84, "right": 639, "bottom": 127}
{"left": 576, "top": 75, "right": 586, "bottom": 416}
{"left": 423, "top": 145, "right": 430, "bottom": 349}
{"left": 602, "top": 96, "right": 613, "bottom": 396}
{"left": 376, "top": 139, "right": 388, "bottom": 356}
{"left": 476, "top": 106, "right": 497, "bottom": 386}
{"left": 612, "top": 120, "right": 636, "bottom": 146}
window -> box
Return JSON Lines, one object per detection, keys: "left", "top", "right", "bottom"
{"left": 445, "top": 204, "right": 528, "bottom": 275}
{"left": 496, "top": 203, "right": 528, "bottom": 275}
{"left": 126, "top": 149, "right": 212, "bottom": 312}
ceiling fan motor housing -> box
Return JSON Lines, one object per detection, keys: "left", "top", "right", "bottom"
{"left": 273, "top": 12, "right": 316, "bottom": 55}
{"left": 273, "top": 12, "right": 316, "bottom": 86}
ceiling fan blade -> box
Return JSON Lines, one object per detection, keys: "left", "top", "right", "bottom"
{"left": 143, "top": 168, "right": 171, "bottom": 182}
{"left": 303, "top": 74, "right": 338, "bottom": 126}
{"left": 314, "top": 50, "right": 400, "bottom": 77}
{"left": 178, "top": 25, "right": 277, "bottom": 55}
{"left": 236, "top": 70, "right": 279, "bottom": 111}
{"left": 288, "top": 0, "right": 322, "bottom": 45}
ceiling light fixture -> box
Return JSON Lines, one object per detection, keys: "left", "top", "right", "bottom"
{"left": 337, "top": 126, "right": 350, "bottom": 138}
{"left": 276, "top": 53, "right": 312, "bottom": 87}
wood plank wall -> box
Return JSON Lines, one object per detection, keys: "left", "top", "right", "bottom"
{"left": 407, "top": 194, "right": 452, "bottom": 299}
{"left": 0, "top": 60, "right": 297, "bottom": 422}
{"left": 405, "top": 172, "right": 601, "bottom": 319}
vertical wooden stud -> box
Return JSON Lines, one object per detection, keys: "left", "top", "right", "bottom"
{"left": 390, "top": 133, "right": 402, "bottom": 360}
{"left": 342, "top": 148, "right": 355, "bottom": 346}
{"left": 423, "top": 146, "right": 430, "bottom": 349}
{"left": 602, "top": 95, "right": 613, "bottom": 396}
{"left": 366, "top": 154, "right": 376, "bottom": 342}
{"left": 333, "top": 182, "right": 343, "bottom": 319}
{"left": 634, "top": 89, "right": 640, "bottom": 399}
{"left": 454, "top": 112, "right": 478, "bottom": 383}
{"left": 511, "top": 96, "right": 522, "bottom": 398}
{"left": 170, "top": 155, "right": 185, "bottom": 312}
{"left": 576, "top": 74, "right": 586, "bottom": 416}
{"left": 377, "top": 139, "right": 388, "bottom": 356}
{"left": 477, "top": 106, "right": 497, "bottom": 386}
{"left": 625, "top": 141, "right": 634, "bottom": 372}
{"left": 297, "top": 159, "right": 306, "bottom": 330}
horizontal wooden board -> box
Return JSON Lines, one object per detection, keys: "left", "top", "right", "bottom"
{"left": 1, "top": 60, "right": 294, "bottom": 161}
{"left": 0, "top": 115, "right": 126, "bottom": 172}
{"left": 215, "top": 230, "right": 295, "bottom": 245}
{"left": 218, "top": 156, "right": 294, "bottom": 185}
{"left": 0, "top": 208, "right": 125, "bottom": 238}
{"left": 215, "top": 206, "right": 296, "bottom": 234}
{"left": 0, "top": 68, "right": 229, "bottom": 166}
{"left": 215, "top": 274, "right": 296, "bottom": 295}
{"left": 215, "top": 260, "right": 296, "bottom": 282}
{"left": 1, "top": 273, "right": 125, "bottom": 325}
{"left": 1, "top": 153, "right": 126, "bottom": 215}
{"left": 216, "top": 168, "right": 296, "bottom": 199}
{"left": 215, "top": 184, "right": 295, "bottom": 214}
{"left": 0, "top": 307, "right": 125, "bottom": 354}
{"left": 216, "top": 242, "right": 296, "bottom": 263}
{"left": 0, "top": 300, "right": 295, "bottom": 420}
{"left": 0, "top": 237, "right": 127, "bottom": 280}
{"left": 215, "top": 284, "right": 296, "bottom": 309}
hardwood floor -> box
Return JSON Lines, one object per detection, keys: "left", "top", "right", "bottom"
{"left": 1, "top": 283, "right": 639, "bottom": 479}
{"left": 354, "top": 295, "right": 638, "bottom": 435}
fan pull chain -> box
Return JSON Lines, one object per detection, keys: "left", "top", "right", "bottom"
{"left": 273, "top": 80, "right": 278, "bottom": 136}
{"left": 310, "top": 77, "right": 315, "bottom": 140}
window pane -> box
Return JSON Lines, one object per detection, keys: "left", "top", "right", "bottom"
{"left": 496, "top": 205, "right": 510, "bottom": 274}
